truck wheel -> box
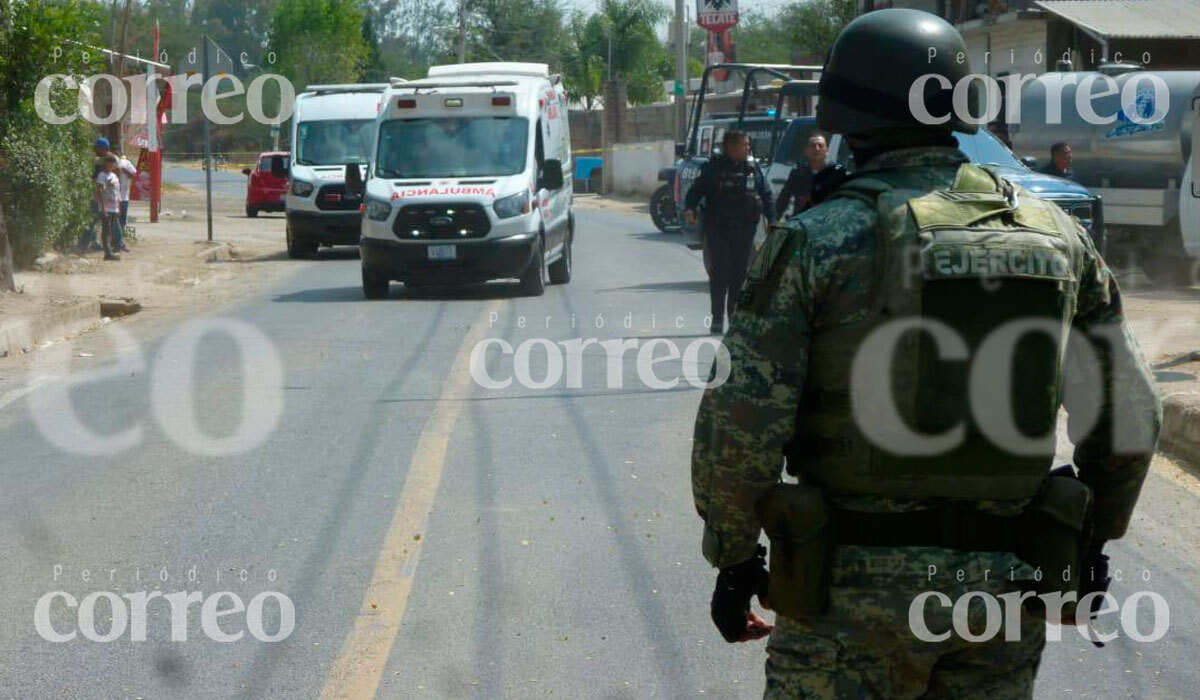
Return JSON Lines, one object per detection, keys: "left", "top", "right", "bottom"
{"left": 1141, "top": 222, "right": 1195, "bottom": 287}
{"left": 286, "top": 225, "right": 317, "bottom": 259}
{"left": 518, "top": 235, "right": 546, "bottom": 296}
{"left": 549, "top": 237, "right": 572, "bottom": 284}
{"left": 649, "top": 185, "right": 679, "bottom": 232}
{"left": 362, "top": 267, "right": 389, "bottom": 299}
{"left": 1142, "top": 253, "right": 1195, "bottom": 287}
{"left": 246, "top": 206, "right": 258, "bottom": 218}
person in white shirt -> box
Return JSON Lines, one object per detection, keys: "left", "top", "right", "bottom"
{"left": 114, "top": 149, "right": 137, "bottom": 251}
{"left": 94, "top": 154, "right": 122, "bottom": 260}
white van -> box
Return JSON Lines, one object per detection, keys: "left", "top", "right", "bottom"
{"left": 355, "top": 62, "right": 573, "bottom": 297}
{"left": 282, "top": 84, "right": 388, "bottom": 258}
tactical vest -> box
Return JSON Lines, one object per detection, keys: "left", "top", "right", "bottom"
{"left": 707, "top": 160, "right": 763, "bottom": 224}
{"left": 787, "top": 164, "right": 1086, "bottom": 502}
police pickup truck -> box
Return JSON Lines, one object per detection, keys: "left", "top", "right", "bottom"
{"left": 824, "top": 126, "right": 1105, "bottom": 252}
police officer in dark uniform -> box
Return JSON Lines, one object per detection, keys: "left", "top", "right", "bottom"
{"left": 682, "top": 131, "right": 773, "bottom": 334}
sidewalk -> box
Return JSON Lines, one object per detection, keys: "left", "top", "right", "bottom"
{"left": 0, "top": 190, "right": 293, "bottom": 359}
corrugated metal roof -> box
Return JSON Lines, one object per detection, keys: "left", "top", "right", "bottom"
{"left": 1035, "top": 0, "right": 1200, "bottom": 39}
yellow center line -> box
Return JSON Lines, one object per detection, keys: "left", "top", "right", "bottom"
{"left": 320, "top": 299, "right": 502, "bottom": 699}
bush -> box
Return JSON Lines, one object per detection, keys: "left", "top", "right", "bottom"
{"left": 0, "top": 105, "right": 97, "bottom": 266}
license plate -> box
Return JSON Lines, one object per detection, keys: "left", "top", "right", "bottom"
{"left": 427, "top": 244, "right": 457, "bottom": 261}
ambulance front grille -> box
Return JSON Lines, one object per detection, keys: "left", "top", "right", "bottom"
{"left": 393, "top": 203, "right": 491, "bottom": 239}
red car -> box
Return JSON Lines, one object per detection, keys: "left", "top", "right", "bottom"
{"left": 242, "top": 151, "right": 288, "bottom": 217}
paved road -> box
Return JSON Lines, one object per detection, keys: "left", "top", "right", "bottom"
{"left": 0, "top": 207, "right": 1197, "bottom": 698}
{"left": 165, "top": 166, "right": 247, "bottom": 199}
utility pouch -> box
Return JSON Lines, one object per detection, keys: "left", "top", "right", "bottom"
{"left": 1017, "top": 467, "right": 1094, "bottom": 607}
{"left": 755, "top": 483, "right": 832, "bottom": 618}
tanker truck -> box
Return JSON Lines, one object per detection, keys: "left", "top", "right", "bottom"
{"left": 1008, "top": 66, "right": 1200, "bottom": 284}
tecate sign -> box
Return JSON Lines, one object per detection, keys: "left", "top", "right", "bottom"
{"left": 697, "top": 0, "right": 738, "bottom": 32}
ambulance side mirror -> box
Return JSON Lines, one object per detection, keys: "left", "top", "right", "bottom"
{"left": 540, "top": 159, "right": 564, "bottom": 191}
{"left": 271, "top": 157, "right": 287, "bottom": 179}
{"left": 344, "top": 163, "right": 363, "bottom": 196}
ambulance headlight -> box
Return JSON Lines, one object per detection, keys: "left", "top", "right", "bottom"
{"left": 493, "top": 191, "right": 529, "bottom": 219}
{"left": 365, "top": 198, "right": 392, "bottom": 221}
{"left": 291, "top": 179, "right": 315, "bottom": 197}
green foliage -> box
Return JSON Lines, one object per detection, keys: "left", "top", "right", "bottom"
{"left": 0, "top": 0, "right": 106, "bottom": 114}
{"left": 736, "top": 0, "right": 856, "bottom": 63}
{"left": 267, "top": 0, "right": 370, "bottom": 87}
{"left": 370, "top": 0, "right": 450, "bottom": 80}
{"left": 0, "top": 0, "right": 107, "bottom": 267}
{"left": 0, "top": 106, "right": 99, "bottom": 266}
{"left": 464, "top": 0, "right": 566, "bottom": 67}
{"left": 560, "top": 13, "right": 604, "bottom": 109}
{"left": 564, "top": 0, "right": 672, "bottom": 107}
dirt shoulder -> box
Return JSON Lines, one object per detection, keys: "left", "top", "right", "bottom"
{"left": 0, "top": 187, "right": 294, "bottom": 370}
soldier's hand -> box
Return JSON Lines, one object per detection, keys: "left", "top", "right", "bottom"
{"left": 711, "top": 545, "right": 772, "bottom": 643}
{"left": 740, "top": 611, "right": 773, "bottom": 642}
{"left": 684, "top": 209, "right": 698, "bottom": 227}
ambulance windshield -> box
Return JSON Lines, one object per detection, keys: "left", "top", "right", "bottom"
{"left": 296, "top": 119, "right": 375, "bottom": 166}
{"left": 376, "top": 117, "right": 529, "bottom": 178}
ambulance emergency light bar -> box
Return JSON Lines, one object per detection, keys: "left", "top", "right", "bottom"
{"left": 303, "top": 84, "right": 389, "bottom": 95}
{"left": 392, "top": 92, "right": 516, "bottom": 110}
{"left": 392, "top": 80, "right": 519, "bottom": 92}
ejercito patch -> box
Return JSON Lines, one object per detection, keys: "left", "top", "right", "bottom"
{"left": 925, "top": 245, "right": 1073, "bottom": 282}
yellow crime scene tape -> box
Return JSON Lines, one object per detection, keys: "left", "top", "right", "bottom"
{"left": 573, "top": 143, "right": 677, "bottom": 155}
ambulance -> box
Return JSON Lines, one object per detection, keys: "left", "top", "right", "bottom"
{"left": 353, "top": 63, "right": 573, "bottom": 297}
{"left": 280, "top": 83, "right": 388, "bottom": 258}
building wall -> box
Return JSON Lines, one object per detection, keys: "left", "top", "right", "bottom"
{"left": 961, "top": 16, "right": 1049, "bottom": 77}
{"left": 609, "top": 140, "right": 676, "bottom": 197}
{"left": 570, "top": 105, "right": 679, "bottom": 153}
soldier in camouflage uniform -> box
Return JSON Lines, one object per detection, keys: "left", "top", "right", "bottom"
{"left": 691, "top": 9, "right": 1161, "bottom": 699}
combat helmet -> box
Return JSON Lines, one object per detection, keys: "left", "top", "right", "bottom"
{"left": 817, "top": 8, "right": 979, "bottom": 135}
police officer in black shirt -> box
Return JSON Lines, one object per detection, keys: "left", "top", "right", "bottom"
{"left": 775, "top": 133, "right": 828, "bottom": 218}
{"left": 682, "top": 131, "right": 773, "bottom": 334}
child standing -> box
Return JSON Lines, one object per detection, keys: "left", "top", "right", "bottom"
{"left": 94, "top": 154, "right": 122, "bottom": 261}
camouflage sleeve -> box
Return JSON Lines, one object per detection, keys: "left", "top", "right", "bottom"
{"left": 1062, "top": 229, "right": 1162, "bottom": 540}
{"left": 691, "top": 224, "right": 815, "bottom": 568}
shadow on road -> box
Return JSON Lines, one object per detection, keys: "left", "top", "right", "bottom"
{"left": 272, "top": 281, "right": 523, "bottom": 303}
{"left": 597, "top": 280, "right": 709, "bottom": 294}
{"left": 631, "top": 231, "right": 691, "bottom": 245}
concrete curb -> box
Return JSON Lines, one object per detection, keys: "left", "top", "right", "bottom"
{"left": 0, "top": 299, "right": 102, "bottom": 358}
{"left": 1160, "top": 392, "right": 1200, "bottom": 468}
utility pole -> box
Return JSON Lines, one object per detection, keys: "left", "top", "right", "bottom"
{"left": 202, "top": 35, "right": 214, "bottom": 242}
{"left": 458, "top": 0, "right": 467, "bottom": 63}
{"left": 673, "top": 0, "right": 688, "bottom": 144}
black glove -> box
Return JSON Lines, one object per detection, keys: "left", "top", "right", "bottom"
{"left": 711, "top": 545, "right": 769, "bottom": 643}
{"left": 1080, "top": 540, "right": 1111, "bottom": 648}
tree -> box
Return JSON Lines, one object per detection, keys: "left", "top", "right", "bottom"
{"left": 368, "top": 0, "right": 450, "bottom": 79}
{"left": 267, "top": 0, "right": 370, "bottom": 87}
{"left": 561, "top": 12, "right": 604, "bottom": 109}
{"left": 776, "top": 0, "right": 856, "bottom": 60}
{"left": 0, "top": 0, "right": 106, "bottom": 274}
{"left": 0, "top": 0, "right": 10, "bottom": 292}
{"left": 462, "top": 0, "right": 566, "bottom": 67}
{"left": 566, "top": 0, "right": 672, "bottom": 106}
